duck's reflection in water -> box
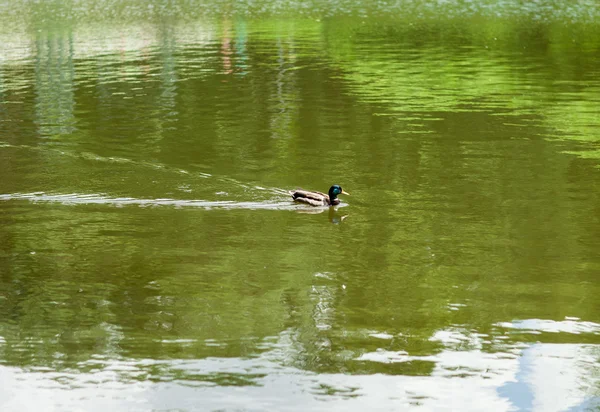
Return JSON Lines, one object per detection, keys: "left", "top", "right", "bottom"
{"left": 296, "top": 207, "right": 349, "bottom": 224}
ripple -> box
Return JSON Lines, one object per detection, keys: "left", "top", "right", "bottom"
{"left": 0, "top": 192, "right": 300, "bottom": 210}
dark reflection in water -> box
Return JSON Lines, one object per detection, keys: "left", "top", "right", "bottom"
{"left": 0, "top": 3, "right": 600, "bottom": 411}
{"left": 295, "top": 206, "right": 349, "bottom": 224}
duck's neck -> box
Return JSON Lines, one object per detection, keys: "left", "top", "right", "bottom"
{"left": 328, "top": 190, "right": 339, "bottom": 205}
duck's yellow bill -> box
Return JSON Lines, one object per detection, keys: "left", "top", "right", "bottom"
{"left": 341, "top": 190, "right": 350, "bottom": 196}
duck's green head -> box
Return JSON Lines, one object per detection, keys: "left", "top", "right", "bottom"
{"left": 328, "top": 185, "right": 350, "bottom": 200}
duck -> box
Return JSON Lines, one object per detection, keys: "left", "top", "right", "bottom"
{"left": 289, "top": 185, "right": 350, "bottom": 207}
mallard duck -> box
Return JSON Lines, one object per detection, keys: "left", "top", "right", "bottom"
{"left": 289, "top": 185, "right": 350, "bottom": 206}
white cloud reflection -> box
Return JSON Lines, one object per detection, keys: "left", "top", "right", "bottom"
{"left": 1, "top": 319, "right": 598, "bottom": 411}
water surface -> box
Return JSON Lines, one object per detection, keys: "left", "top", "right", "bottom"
{"left": 1, "top": 1, "right": 599, "bottom": 411}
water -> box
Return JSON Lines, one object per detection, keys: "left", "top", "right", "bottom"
{"left": 1, "top": 1, "right": 600, "bottom": 411}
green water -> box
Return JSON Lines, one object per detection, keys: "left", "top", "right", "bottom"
{"left": 1, "top": 1, "right": 599, "bottom": 410}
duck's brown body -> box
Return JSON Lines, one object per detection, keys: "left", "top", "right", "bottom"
{"left": 289, "top": 189, "right": 341, "bottom": 207}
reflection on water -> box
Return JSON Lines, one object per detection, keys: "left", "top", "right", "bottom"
{"left": 1, "top": 335, "right": 598, "bottom": 411}
{"left": 296, "top": 207, "right": 349, "bottom": 224}
{"left": 1, "top": 1, "right": 600, "bottom": 410}
{"left": 34, "top": 31, "right": 77, "bottom": 138}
